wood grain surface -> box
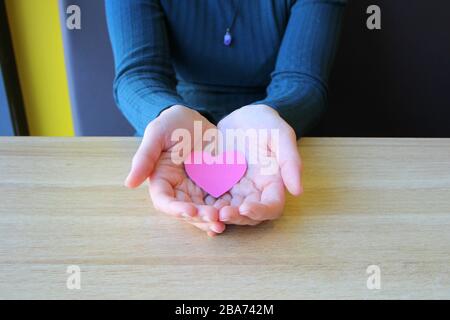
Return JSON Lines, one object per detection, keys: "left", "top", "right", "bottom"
{"left": 0, "top": 137, "right": 449, "bottom": 299}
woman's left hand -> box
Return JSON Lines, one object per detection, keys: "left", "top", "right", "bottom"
{"left": 214, "top": 105, "right": 303, "bottom": 225}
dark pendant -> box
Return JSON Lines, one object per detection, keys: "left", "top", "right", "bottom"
{"left": 224, "top": 30, "right": 232, "bottom": 46}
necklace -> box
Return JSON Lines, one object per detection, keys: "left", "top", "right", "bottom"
{"left": 224, "top": 1, "right": 240, "bottom": 47}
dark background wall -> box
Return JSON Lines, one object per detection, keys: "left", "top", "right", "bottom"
{"left": 312, "top": 0, "right": 450, "bottom": 137}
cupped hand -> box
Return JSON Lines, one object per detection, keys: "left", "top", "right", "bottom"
{"left": 125, "top": 105, "right": 226, "bottom": 236}
{"left": 215, "top": 105, "right": 303, "bottom": 225}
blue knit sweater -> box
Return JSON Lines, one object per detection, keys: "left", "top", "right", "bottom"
{"left": 106, "top": 0, "right": 346, "bottom": 137}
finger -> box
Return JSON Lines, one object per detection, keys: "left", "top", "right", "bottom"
{"left": 125, "top": 123, "right": 164, "bottom": 188}
{"left": 195, "top": 204, "right": 219, "bottom": 222}
{"left": 239, "top": 182, "right": 285, "bottom": 221}
{"left": 210, "top": 221, "right": 226, "bottom": 233}
{"left": 204, "top": 195, "right": 216, "bottom": 206}
{"left": 272, "top": 128, "right": 303, "bottom": 196}
{"left": 213, "top": 195, "right": 232, "bottom": 211}
{"left": 149, "top": 178, "right": 197, "bottom": 218}
{"left": 219, "top": 205, "right": 236, "bottom": 222}
{"left": 190, "top": 220, "right": 225, "bottom": 234}
{"left": 219, "top": 206, "right": 261, "bottom": 226}
{"left": 190, "top": 221, "right": 216, "bottom": 233}
{"left": 205, "top": 194, "right": 231, "bottom": 211}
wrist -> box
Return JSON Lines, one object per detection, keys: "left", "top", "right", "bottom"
{"left": 158, "top": 104, "right": 206, "bottom": 123}
{"left": 149, "top": 105, "right": 192, "bottom": 132}
{"left": 245, "top": 104, "right": 280, "bottom": 117}
{"left": 160, "top": 104, "right": 191, "bottom": 116}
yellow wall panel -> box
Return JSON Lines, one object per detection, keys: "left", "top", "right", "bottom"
{"left": 6, "top": 0, "right": 74, "bottom": 136}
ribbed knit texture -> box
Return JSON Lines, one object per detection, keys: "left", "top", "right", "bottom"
{"left": 106, "top": 0, "right": 346, "bottom": 136}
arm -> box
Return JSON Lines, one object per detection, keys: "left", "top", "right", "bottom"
{"left": 105, "top": 0, "right": 185, "bottom": 135}
{"left": 216, "top": 1, "right": 346, "bottom": 223}
{"left": 254, "top": 0, "right": 347, "bottom": 137}
{"left": 106, "top": 1, "right": 225, "bottom": 236}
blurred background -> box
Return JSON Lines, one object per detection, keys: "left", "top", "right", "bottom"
{"left": 1, "top": 0, "right": 449, "bottom": 137}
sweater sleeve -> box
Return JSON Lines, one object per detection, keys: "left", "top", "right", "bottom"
{"left": 105, "top": 0, "right": 185, "bottom": 135}
{"left": 254, "top": 0, "right": 347, "bottom": 137}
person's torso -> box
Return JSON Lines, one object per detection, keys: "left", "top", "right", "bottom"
{"left": 160, "top": 0, "right": 293, "bottom": 91}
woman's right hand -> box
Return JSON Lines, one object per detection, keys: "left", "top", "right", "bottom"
{"left": 125, "top": 105, "right": 226, "bottom": 236}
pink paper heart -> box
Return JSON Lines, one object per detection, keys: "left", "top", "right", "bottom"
{"left": 184, "top": 151, "right": 247, "bottom": 198}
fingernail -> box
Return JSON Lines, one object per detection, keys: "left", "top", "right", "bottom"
{"left": 211, "top": 224, "right": 224, "bottom": 234}
{"left": 124, "top": 174, "right": 132, "bottom": 187}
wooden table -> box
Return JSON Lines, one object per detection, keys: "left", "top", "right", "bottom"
{"left": 0, "top": 137, "right": 450, "bottom": 299}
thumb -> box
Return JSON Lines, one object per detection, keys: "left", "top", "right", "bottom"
{"left": 272, "top": 126, "right": 303, "bottom": 196}
{"left": 125, "top": 123, "right": 164, "bottom": 188}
